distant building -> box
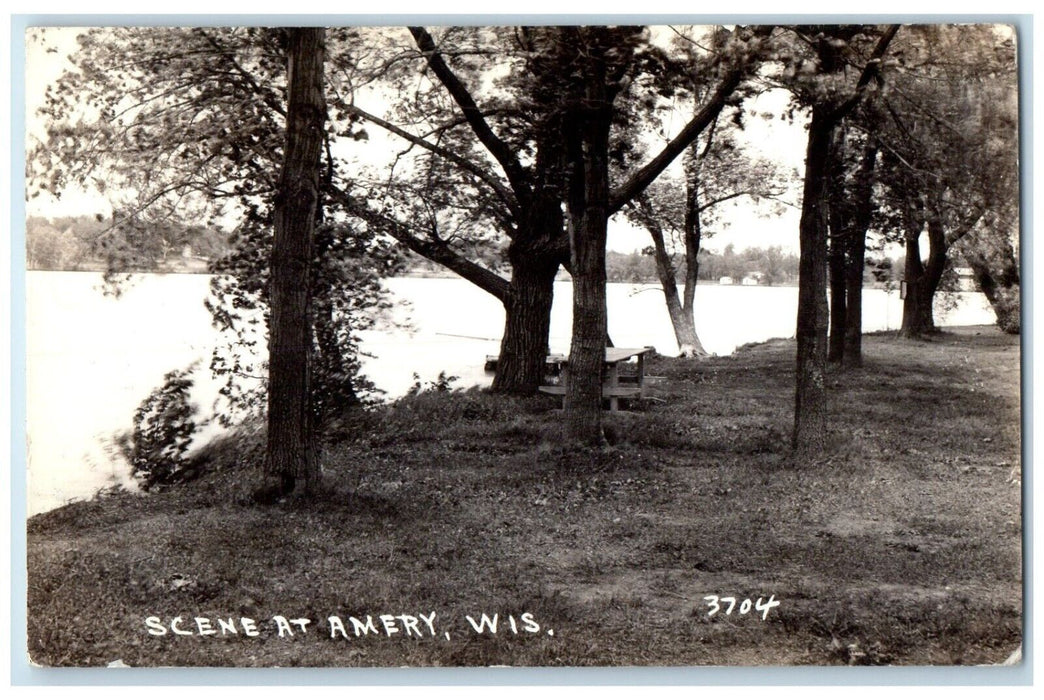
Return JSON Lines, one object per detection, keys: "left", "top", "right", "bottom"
{"left": 953, "top": 266, "right": 978, "bottom": 291}
{"left": 719, "top": 276, "right": 734, "bottom": 285}
{"left": 741, "top": 271, "right": 763, "bottom": 286}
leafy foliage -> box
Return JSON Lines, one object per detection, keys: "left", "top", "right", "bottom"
{"left": 122, "top": 367, "right": 199, "bottom": 490}
{"left": 29, "top": 27, "right": 402, "bottom": 427}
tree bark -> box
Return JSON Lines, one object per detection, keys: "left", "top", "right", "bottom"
{"left": 491, "top": 142, "right": 569, "bottom": 393}
{"left": 827, "top": 125, "right": 847, "bottom": 364}
{"left": 899, "top": 201, "right": 947, "bottom": 337}
{"left": 793, "top": 106, "right": 833, "bottom": 452}
{"left": 792, "top": 26, "right": 897, "bottom": 451}
{"left": 401, "top": 28, "right": 574, "bottom": 395}
{"left": 564, "top": 36, "right": 613, "bottom": 446}
{"left": 900, "top": 222, "right": 929, "bottom": 337}
{"left": 642, "top": 197, "right": 707, "bottom": 357}
{"left": 491, "top": 236, "right": 561, "bottom": 394}
{"left": 842, "top": 142, "right": 877, "bottom": 366}
{"left": 264, "top": 27, "right": 325, "bottom": 496}
{"left": 679, "top": 166, "right": 709, "bottom": 357}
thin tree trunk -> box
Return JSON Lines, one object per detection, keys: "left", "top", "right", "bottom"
{"left": 828, "top": 228, "right": 848, "bottom": 363}
{"left": 842, "top": 142, "right": 877, "bottom": 366}
{"left": 264, "top": 27, "right": 325, "bottom": 496}
{"left": 827, "top": 127, "right": 847, "bottom": 364}
{"left": 642, "top": 201, "right": 707, "bottom": 357}
{"left": 843, "top": 230, "right": 866, "bottom": 365}
{"left": 680, "top": 166, "right": 709, "bottom": 357}
{"left": 793, "top": 107, "right": 833, "bottom": 452}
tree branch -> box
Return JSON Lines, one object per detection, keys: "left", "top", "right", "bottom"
{"left": 608, "top": 65, "right": 744, "bottom": 213}
{"left": 828, "top": 24, "right": 901, "bottom": 123}
{"left": 409, "top": 26, "right": 533, "bottom": 204}
{"left": 344, "top": 103, "right": 518, "bottom": 218}
{"left": 327, "top": 185, "right": 510, "bottom": 302}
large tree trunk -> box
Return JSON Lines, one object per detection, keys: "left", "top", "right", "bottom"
{"left": 565, "top": 40, "right": 613, "bottom": 446}
{"left": 899, "top": 203, "right": 948, "bottom": 337}
{"left": 922, "top": 212, "right": 948, "bottom": 328}
{"left": 793, "top": 107, "right": 833, "bottom": 452}
{"left": 792, "top": 26, "right": 897, "bottom": 450}
{"left": 492, "top": 184, "right": 566, "bottom": 393}
{"left": 492, "top": 242, "right": 560, "bottom": 394}
{"left": 264, "top": 27, "right": 325, "bottom": 497}
{"left": 900, "top": 228, "right": 930, "bottom": 337}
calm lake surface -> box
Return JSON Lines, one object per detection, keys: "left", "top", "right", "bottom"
{"left": 25, "top": 271, "right": 995, "bottom": 514}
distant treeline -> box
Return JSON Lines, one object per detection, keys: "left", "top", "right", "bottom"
{"left": 26, "top": 215, "right": 230, "bottom": 272}
{"left": 605, "top": 244, "right": 902, "bottom": 286}
{"left": 27, "top": 215, "right": 907, "bottom": 288}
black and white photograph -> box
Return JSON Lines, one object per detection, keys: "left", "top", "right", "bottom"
{"left": 21, "top": 19, "right": 1023, "bottom": 670}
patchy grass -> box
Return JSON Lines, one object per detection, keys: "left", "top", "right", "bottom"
{"left": 26, "top": 326, "right": 1022, "bottom": 668}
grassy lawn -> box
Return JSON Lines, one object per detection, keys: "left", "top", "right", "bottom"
{"left": 25, "top": 326, "right": 1022, "bottom": 667}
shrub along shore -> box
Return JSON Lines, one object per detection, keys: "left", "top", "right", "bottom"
{"left": 26, "top": 326, "right": 1022, "bottom": 668}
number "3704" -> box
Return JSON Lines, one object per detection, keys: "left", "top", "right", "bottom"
{"left": 703, "top": 594, "right": 780, "bottom": 621}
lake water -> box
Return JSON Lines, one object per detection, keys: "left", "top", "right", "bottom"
{"left": 23, "top": 271, "right": 995, "bottom": 514}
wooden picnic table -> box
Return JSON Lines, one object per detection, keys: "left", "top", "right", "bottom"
{"left": 538, "top": 347, "right": 654, "bottom": 410}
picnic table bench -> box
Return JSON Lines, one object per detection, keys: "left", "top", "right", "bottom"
{"left": 538, "top": 346, "right": 654, "bottom": 411}
{"left": 484, "top": 353, "right": 567, "bottom": 374}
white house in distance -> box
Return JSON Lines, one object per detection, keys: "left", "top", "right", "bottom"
{"left": 741, "top": 271, "right": 764, "bottom": 286}
{"left": 719, "top": 276, "right": 735, "bottom": 285}
{"left": 953, "top": 267, "right": 978, "bottom": 292}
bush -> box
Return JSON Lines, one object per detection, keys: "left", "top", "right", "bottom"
{"left": 124, "top": 366, "right": 199, "bottom": 489}
{"left": 994, "top": 285, "right": 1021, "bottom": 334}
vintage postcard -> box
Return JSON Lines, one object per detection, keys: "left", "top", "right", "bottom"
{"left": 21, "top": 21, "right": 1022, "bottom": 673}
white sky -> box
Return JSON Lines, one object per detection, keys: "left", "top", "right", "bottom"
{"left": 24, "top": 27, "right": 114, "bottom": 219}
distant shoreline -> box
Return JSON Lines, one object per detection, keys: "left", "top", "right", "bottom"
{"left": 24, "top": 266, "right": 899, "bottom": 290}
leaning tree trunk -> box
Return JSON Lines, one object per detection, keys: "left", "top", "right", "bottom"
{"left": 793, "top": 107, "right": 833, "bottom": 452}
{"left": 961, "top": 231, "right": 1020, "bottom": 334}
{"left": 265, "top": 27, "right": 326, "bottom": 497}
{"left": 642, "top": 200, "right": 707, "bottom": 357}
